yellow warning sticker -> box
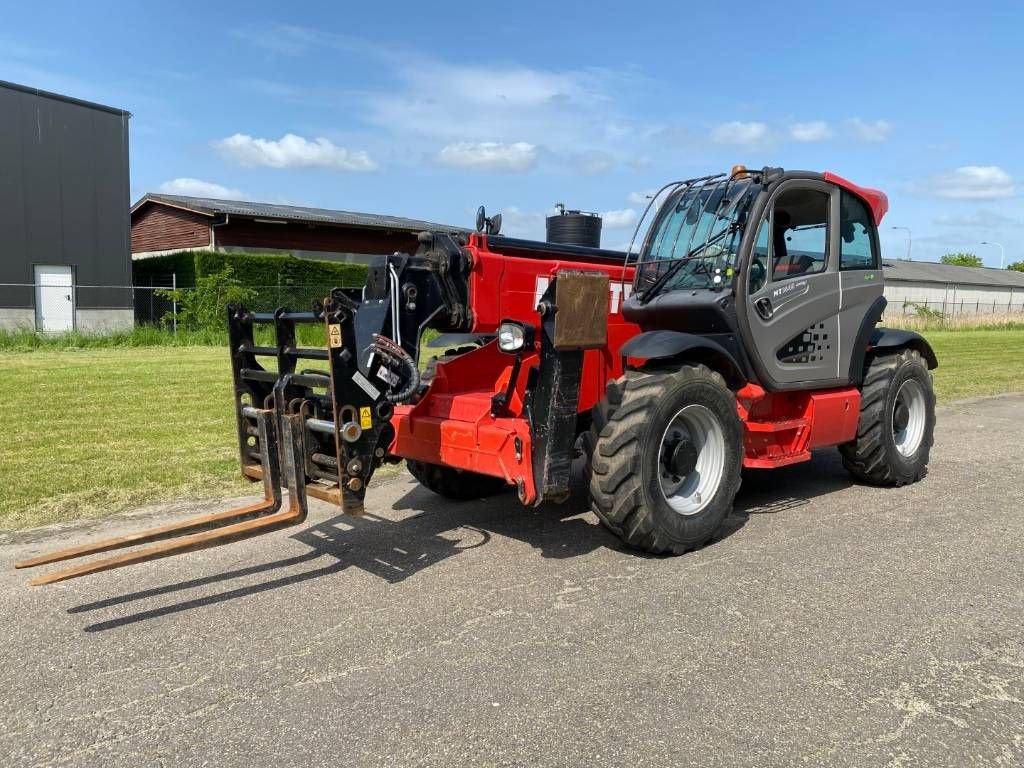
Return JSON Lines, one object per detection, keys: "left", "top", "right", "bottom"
{"left": 328, "top": 324, "right": 343, "bottom": 348}
{"left": 359, "top": 406, "right": 373, "bottom": 430}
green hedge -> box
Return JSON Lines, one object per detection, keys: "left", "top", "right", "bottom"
{"left": 132, "top": 250, "right": 198, "bottom": 287}
{"left": 132, "top": 250, "right": 368, "bottom": 289}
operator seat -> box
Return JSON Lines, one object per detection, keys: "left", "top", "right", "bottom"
{"left": 772, "top": 209, "right": 791, "bottom": 276}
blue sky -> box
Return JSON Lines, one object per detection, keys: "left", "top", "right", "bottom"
{"left": 3, "top": 1, "right": 1022, "bottom": 265}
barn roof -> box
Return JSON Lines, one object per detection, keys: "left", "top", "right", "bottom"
{"left": 0, "top": 79, "right": 130, "bottom": 117}
{"left": 132, "top": 194, "right": 465, "bottom": 234}
{"left": 882, "top": 260, "right": 1024, "bottom": 289}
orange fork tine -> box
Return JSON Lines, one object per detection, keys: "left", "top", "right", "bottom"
{"left": 14, "top": 498, "right": 278, "bottom": 570}
{"left": 27, "top": 493, "right": 306, "bottom": 585}
{"left": 15, "top": 409, "right": 284, "bottom": 576}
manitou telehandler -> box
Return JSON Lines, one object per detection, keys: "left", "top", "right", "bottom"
{"left": 19, "top": 166, "right": 937, "bottom": 584}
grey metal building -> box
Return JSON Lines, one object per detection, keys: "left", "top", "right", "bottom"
{"left": 882, "top": 260, "right": 1024, "bottom": 317}
{"left": 0, "top": 80, "right": 132, "bottom": 332}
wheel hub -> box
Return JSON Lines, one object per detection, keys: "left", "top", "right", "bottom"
{"left": 657, "top": 404, "right": 726, "bottom": 516}
{"left": 893, "top": 401, "right": 910, "bottom": 432}
{"left": 893, "top": 378, "right": 927, "bottom": 457}
{"left": 665, "top": 436, "right": 699, "bottom": 479}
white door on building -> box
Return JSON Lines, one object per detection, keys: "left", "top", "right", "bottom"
{"left": 34, "top": 264, "right": 75, "bottom": 332}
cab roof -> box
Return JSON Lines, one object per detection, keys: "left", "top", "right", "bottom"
{"left": 823, "top": 171, "right": 889, "bottom": 225}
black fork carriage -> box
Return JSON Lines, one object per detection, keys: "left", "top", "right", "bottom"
{"left": 16, "top": 287, "right": 424, "bottom": 584}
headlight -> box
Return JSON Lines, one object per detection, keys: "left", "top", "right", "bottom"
{"left": 497, "top": 321, "right": 527, "bottom": 353}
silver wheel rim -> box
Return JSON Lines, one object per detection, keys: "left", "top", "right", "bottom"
{"left": 658, "top": 404, "right": 725, "bottom": 516}
{"left": 893, "top": 379, "right": 927, "bottom": 457}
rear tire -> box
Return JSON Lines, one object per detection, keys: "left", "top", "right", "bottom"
{"left": 406, "top": 459, "right": 508, "bottom": 501}
{"left": 588, "top": 366, "right": 743, "bottom": 555}
{"left": 840, "top": 349, "right": 935, "bottom": 486}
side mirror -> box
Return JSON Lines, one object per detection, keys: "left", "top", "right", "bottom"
{"left": 841, "top": 220, "right": 856, "bottom": 243}
{"left": 476, "top": 205, "right": 486, "bottom": 233}
{"left": 489, "top": 213, "right": 502, "bottom": 236}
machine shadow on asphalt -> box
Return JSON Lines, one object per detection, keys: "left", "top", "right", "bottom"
{"left": 66, "top": 452, "right": 852, "bottom": 633}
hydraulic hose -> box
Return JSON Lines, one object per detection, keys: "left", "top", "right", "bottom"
{"left": 366, "top": 334, "right": 420, "bottom": 404}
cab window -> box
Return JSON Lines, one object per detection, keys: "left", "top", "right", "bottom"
{"left": 770, "top": 188, "right": 829, "bottom": 282}
{"left": 748, "top": 187, "right": 830, "bottom": 293}
{"left": 839, "top": 191, "right": 878, "bottom": 270}
{"left": 749, "top": 217, "right": 770, "bottom": 293}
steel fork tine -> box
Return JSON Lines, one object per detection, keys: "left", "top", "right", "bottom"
{"left": 28, "top": 494, "right": 306, "bottom": 586}
{"left": 15, "top": 410, "right": 284, "bottom": 574}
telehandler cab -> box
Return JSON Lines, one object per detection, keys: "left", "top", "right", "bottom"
{"left": 18, "top": 166, "right": 937, "bottom": 584}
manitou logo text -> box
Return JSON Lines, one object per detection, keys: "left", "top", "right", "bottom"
{"left": 534, "top": 276, "right": 632, "bottom": 314}
{"left": 771, "top": 279, "right": 809, "bottom": 301}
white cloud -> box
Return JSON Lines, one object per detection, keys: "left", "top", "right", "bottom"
{"left": 789, "top": 120, "right": 832, "bottom": 142}
{"left": 360, "top": 59, "right": 648, "bottom": 174}
{"left": 601, "top": 208, "right": 638, "bottom": 229}
{"left": 933, "top": 210, "right": 1018, "bottom": 227}
{"left": 847, "top": 118, "right": 892, "bottom": 142}
{"left": 497, "top": 206, "right": 547, "bottom": 239}
{"left": 436, "top": 141, "right": 538, "bottom": 173}
{"left": 214, "top": 133, "right": 378, "bottom": 172}
{"left": 228, "top": 35, "right": 652, "bottom": 174}
{"left": 711, "top": 121, "right": 769, "bottom": 146}
{"left": 571, "top": 150, "right": 614, "bottom": 175}
{"left": 367, "top": 62, "right": 616, "bottom": 145}
{"left": 928, "top": 166, "right": 1015, "bottom": 200}
{"left": 231, "top": 24, "right": 341, "bottom": 56}
{"left": 157, "top": 178, "right": 245, "bottom": 199}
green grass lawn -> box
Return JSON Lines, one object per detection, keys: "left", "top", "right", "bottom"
{"left": 1, "top": 329, "right": 1022, "bottom": 530}
{"left": 926, "top": 329, "right": 1024, "bottom": 401}
{"left": 0, "top": 348, "right": 248, "bottom": 530}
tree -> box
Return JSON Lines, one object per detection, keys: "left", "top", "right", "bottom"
{"left": 940, "top": 252, "right": 983, "bottom": 267}
{"left": 1007, "top": 261, "right": 1024, "bottom": 273}
{"left": 157, "top": 266, "right": 256, "bottom": 331}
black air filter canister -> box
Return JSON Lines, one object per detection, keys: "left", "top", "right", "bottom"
{"left": 546, "top": 208, "right": 602, "bottom": 248}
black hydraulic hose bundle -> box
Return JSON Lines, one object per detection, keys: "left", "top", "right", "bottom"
{"left": 366, "top": 333, "right": 420, "bottom": 403}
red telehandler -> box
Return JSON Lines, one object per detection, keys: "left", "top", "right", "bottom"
{"left": 18, "top": 167, "right": 937, "bottom": 584}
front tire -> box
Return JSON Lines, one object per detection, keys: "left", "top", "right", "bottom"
{"left": 840, "top": 349, "right": 935, "bottom": 485}
{"left": 588, "top": 366, "right": 743, "bottom": 555}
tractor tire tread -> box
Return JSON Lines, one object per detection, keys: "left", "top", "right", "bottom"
{"left": 840, "top": 349, "right": 935, "bottom": 486}
{"left": 588, "top": 365, "right": 740, "bottom": 555}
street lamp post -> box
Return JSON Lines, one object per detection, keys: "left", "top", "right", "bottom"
{"left": 891, "top": 226, "right": 912, "bottom": 261}
{"left": 980, "top": 241, "right": 1005, "bottom": 269}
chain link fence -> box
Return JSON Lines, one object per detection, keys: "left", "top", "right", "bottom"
{"left": 1, "top": 279, "right": 363, "bottom": 331}
{"left": 131, "top": 277, "right": 354, "bottom": 325}
{"left": 6, "top": 279, "right": 1023, "bottom": 331}
{"left": 887, "top": 297, "right": 1024, "bottom": 318}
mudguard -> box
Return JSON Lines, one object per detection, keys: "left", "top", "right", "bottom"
{"left": 869, "top": 327, "right": 939, "bottom": 369}
{"left": 619, "top": 330, "right": 748, "bottom": 389}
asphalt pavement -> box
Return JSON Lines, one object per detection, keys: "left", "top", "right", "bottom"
{"left": 1, "top": 394, "right": 1022, "bottom": 767}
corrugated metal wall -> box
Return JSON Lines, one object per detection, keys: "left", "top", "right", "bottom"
{"left": 0, "top": 82, "right": 131, "bottom": 310}
{"left": 884, "top": 280, "right": 1023, "bottom": 315}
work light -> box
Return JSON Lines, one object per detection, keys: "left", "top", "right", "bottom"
{"left": 497, "top": 321, "right": 527, "bottom": 353}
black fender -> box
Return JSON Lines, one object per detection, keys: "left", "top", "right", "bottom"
{"left": 868, "top": 327, "right": 939, "bottom": 369}
{"left": 620, "top": 330, "right": 748, "bottom": 390}
{"left": 847, "top": 295, "right": 888, "bottom": 384}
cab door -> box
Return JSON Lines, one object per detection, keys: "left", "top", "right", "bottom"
{"left": 743, "top": 180, "right": 842, "bottom": 388}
